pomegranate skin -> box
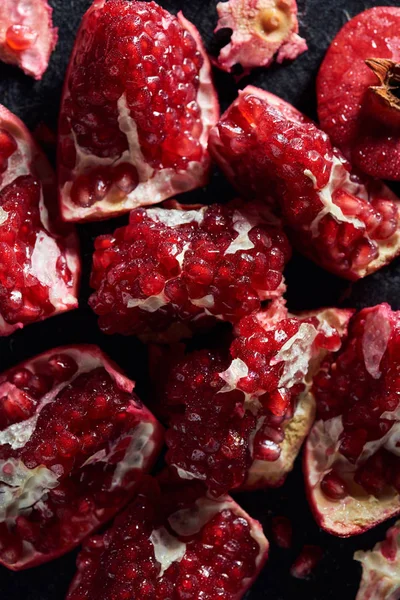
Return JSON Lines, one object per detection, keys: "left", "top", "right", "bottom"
{"left": 354, "top": 520, "right": 400, "bottom": 599}
{"left": 58, "top": 0, "right": 219, "bottom": 222}
{"left": 214, "top": 0, "right": 307, "bottom": 74}
{"left": 0, "top": 0, "right": 57, "bottom": 79}
{"left": 89, "top": 201, "right": 291, "bottom": 342}
{"left": 317, "top": 7, "right": 400, "bottom": 181}
{"left": 304, "top": 304, "right": 400, "bottom": 537}
{"left": 0, "top": 345, "right": 164, "bottom": 570}
{"left": 67, "top": 477, "right": 269, "bottom": 600}
{"left": 0, "top": 104, "right": 80, "bottom": 336}
{"left": 209, "top": 86, "right": 400, "bottom": 281}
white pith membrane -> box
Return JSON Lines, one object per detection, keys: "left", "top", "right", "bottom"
{"left": 0, "top": 110, "right": 79, "bottom": 336}
{"left": 304, "top": 153, "right": 400, "bottom": 278}
{"left": 149, "top": 494, "right": 268, "bottom": 591}
{"left": 305, "top": 307, "right": 400, "bottom": 536}
{"left": 214, "top": 0, "right": 307, "bottom": 73}
{"left": 0, "top": 346, "right": 160, "bottom": 563}
{"left": 59, "top": 10, "right": 218, "bottom": 221}
{"left": 354, "top": 521, "right": 400, "bottom": 600}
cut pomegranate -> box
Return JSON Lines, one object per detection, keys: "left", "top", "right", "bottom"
{"left": 58, "top": 0, "right": 219, "bottom": 222}
{"left": 67, "top": 477, "right": 269, "bottom": 600}
{"left": 0, "top": 345, "right": 163, "bottom": 570}
{"left": 304, "top": 304, "right": 400, "bottom": 537}
{"left": 0, "top": 104, "right": 80, "bottom": 336}
{"left": 0, "top": 0, "right": 57, "bottom": 79}
{"left": 317, "top": 7, "right": 400, "bottom": 181}
{"left": 214, "top": 0, "right": 307, "bottom": 74}
{"left": 271, "top": 515, "right": 292, "bottom": 549}
{"left": 209, "top": 86, "right": 400, "bottom": 280}
{"left": 290, "top": 545, "right": 323, "bottom": 579}
{"left": 89, "top": 201, "right": 291, "bottom": 341}
{"left": 354, "top": 520, "right": 400, "bottom": 599}
{"left": 154, "top": 299, "right": 351, "bottom": 496}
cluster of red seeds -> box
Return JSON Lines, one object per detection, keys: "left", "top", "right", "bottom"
{"left": 164, "top": 312, "right": 336, "bottom": 496}
{"left": 0, "top": 357, "right": 143, "bottom": 564}
{"left": 60, "top": 0, "right": 205, "bottom": 205}
{"left": 314, "top": 309, "right": 400, "bottom": 497}
{"left": 68, "top": 488, "right": 259, "bottom": 600}
{"left": 89, "top": 205, "right": 290, "bottom": 338}
{"left": 216, "top": 93, "right": 400, "bottom": 273}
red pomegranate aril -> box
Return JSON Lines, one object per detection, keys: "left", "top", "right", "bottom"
{"left": 67, "top": 479, "right": 269, "bottom": 600}
{"left": 0, "top": 345, "right": 163, "bottom": 570}
{"left": 290, "top": 545, "right": 323, "bottom": 579}
{"left": 89, "top": 203, "right": 290, "bottom": 342}
{"left": 271, "top": 516, "right": 293, "bottom": 549}
{"left": 320, "top": 470, "right": 348, "bottom": 500}
{"left": 6, "top": 25, "right": 37, "bottom": 51}
{"left": 58, "top": 0, "right": 219, "bottom": 221}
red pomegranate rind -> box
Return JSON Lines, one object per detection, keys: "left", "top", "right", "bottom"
{"left": 58, "top": 0, "right": 219, "bottom": 222}
{"left": 161, "top": 299, "right": 351, "bottom": 496}
{"left": 0, "top": 104, "right": 80, "bottom": 336}
{"left": 209, "top": 86, "right": 400, "bottom": 280}
{"left": 67, "top": 478, "right": 269, "bottom": 600}
{"left": 88, "top": 201, "right": 291, "bottom": 342}
{"left": 354, "top": 520, "right": 400, "bottom": 599}
{"left": 317, "top": 7, "right": 400, "bottom": 181}
{"left": 0, "top": 0, "right": 57, "bottom": 79}
{"left": 305, "top": 304, "right": 400, "bottom": 537}
{"left": 0, "top": 345, "right": 163, "bottom": 570}
{"left": 215, "top": 0, "right": 307, "bottom": 74}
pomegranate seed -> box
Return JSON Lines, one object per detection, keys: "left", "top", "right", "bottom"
{"left": 5, "top": 25, "right": 38, "bottom": 51}
{"left": 271, "top": 516, "right": 292, "bottom": 549}
{"left": 321, "top": 470, "right": 348, "bottom": 500}
{"left": 290, "top": 545, "right": 323, "bottom": 579}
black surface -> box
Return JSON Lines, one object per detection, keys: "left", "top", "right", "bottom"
{"left": 1, "top": 1, "right": 400, "bottom": 599}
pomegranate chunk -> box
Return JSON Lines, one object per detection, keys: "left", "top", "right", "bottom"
{"left": 0, "top": 0, "right": 57, "bottom": 79}
{"left": 355, "top": 520, "right": 400, "bottom": 599}
{"left": 58, "top": 0, "right": 219, "bottom": 222}
{"left": 209, "top": 86, "right": 400, "bottom": 280}
{"left": 318, "top": 7, "right": 400, "bottom": 181}
{"left": 0, "top": 345, "right": 163, "bottom": 570}
{"left": 215, "top": 0, "right": 307, "bottom": 74}
{"left": 154, "top": 299, "right": 351, "bottom": 496}
{"left": 304, "top": 304, "right": 400, "bottom": 537}
{"left": 67, "top": 477, "right": 269, "bottom": 600}
{"left": 0, "top": 104, "right": 80, "bottom": 336}
{"left": 89, "top": 202, "right": 291, "bottom": 342}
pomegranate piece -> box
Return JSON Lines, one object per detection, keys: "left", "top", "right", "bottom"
{"left": 0, "top": 345, "right": 163, "bottom": 570}
{"left": 271, "top": 516, "right": 292, "bottom": 549}
{"left": 304, "top": 304, "right": 400, "bottom": 537}
{"left": 317, "top": 7, "right": 400, "bottom": 181}
{"left": 67, "top": 477, "right": 269, "bottom": 600}
{"left": 215, "top": 0, "right": 307, "bottom": 74}
{"left": 354, "top": 520, "right": 400, "bottom": 599}
{"left": 0, "top": 104, "right": 80, "bottom": 336}
{"left": 0, "top": 0, "right": 57, "bottom": 79}
{"left": 209, "top": 86, "right": 400, "bottom": 280}
{"left": 290, "top": 545, "right": 323, "bottom": 579}
{"left": 155, "top": 299, "right": 351, "bottom": 496}
{"left": 89, "top": 201, "right": 291, "bottom": 342}
{"left": 58, "top": 0, "right": 219, "bottom": 222}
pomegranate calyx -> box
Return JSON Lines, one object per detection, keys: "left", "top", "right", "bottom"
{"left": 366, "top": 58, "right": 400, "bottom": 122}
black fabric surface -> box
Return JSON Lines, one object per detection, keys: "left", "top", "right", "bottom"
{"left": 0, "top": 0, "right": 400, "bottom": 598}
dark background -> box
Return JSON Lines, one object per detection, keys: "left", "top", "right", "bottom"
{"left": 1, "top": 0, "right": 400, "bottom": 598}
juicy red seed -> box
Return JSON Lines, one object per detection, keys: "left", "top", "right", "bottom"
{"left": 290, "top": 546, "right": 323, "bottom": 579}
{"left": 45, "top": 354, "right": 79, "bottom": 381}
{"left": 0, "top": 129, "right": 18, "bottom": 160}
{"left": 112, "top": 163, "right": 139, "bottom": 194}
{"left": 320, "top": 470, "right": 348, "bottom": 500}
{"left": 5, "top": 25, "right": 38, "bottom": 51}
{"left": 271, "top": 516, "right": 292, "bottom": 549}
